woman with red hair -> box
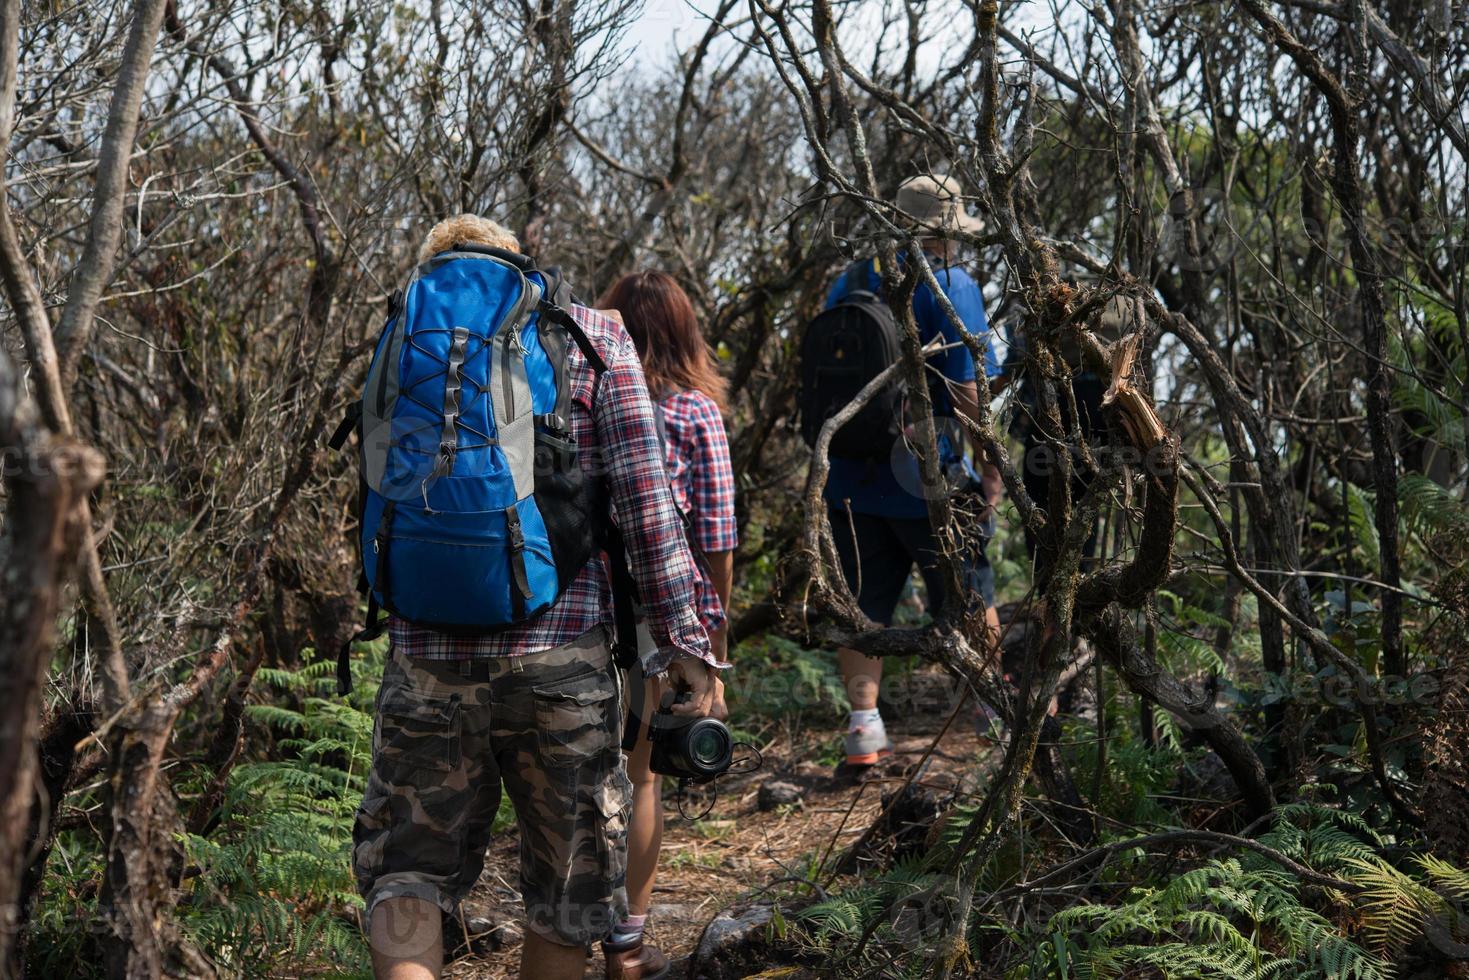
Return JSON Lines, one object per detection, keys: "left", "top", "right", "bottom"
{"left": 598, "top": 270, "right": 737, "bottom": 980}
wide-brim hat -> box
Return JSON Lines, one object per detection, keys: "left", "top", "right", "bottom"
{"left": 896, "top": 174, "right": 985, "bottom": 235}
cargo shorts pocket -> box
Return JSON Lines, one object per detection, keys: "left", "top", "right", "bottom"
{"left": 531, "top": 671, "right": 615, "bottom": 767}
{"left": 595, "top": 768, "right": 633, "bottom": 885}
{"left": 351, "top": 793, "right": 391, "bottom": 885}
{"left": 377, "top": 688, "right": 462, "bottom": 780}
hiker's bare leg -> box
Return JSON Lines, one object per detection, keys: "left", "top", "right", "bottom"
{"left": 625, "top": 676, "right": 663, "bottom": 917}
{"left": 839, "top": 647, "right": 882, "bottom": 711}
{"left": 984, "top": 604, "right": 1001, "bottom": 662}
{"left": 520, "top": 928, "right": 590, "bottom": 980}
{"left": 370, "top": 897, "right": 442, "bottom": 980}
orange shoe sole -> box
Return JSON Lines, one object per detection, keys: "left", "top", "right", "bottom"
{"left": 844, "top": 745, "right": 894, "bottom": 767}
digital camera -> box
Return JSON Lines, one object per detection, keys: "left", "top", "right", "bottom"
{"left": 647, "top": 692, "right": 733, "bottom": 784}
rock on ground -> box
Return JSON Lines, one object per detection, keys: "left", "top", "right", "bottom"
{"left": 689, "top": 903, "right": 774, "bottom": 979}
{"left": 757, "top": 778, "right": 804, "bottom": 811}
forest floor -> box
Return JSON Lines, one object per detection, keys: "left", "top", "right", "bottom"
{"left": 443, "top": 664, "right": 1000, "bottom": 979}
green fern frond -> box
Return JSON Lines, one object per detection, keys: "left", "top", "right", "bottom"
{"left": 1400, "top": 474, "right": 1469, "bottom": 536}
{"left": 1416, "top": 854, "right": 1469, "bottom": 901}
{"left": 1344, "top": 855, "right": 1445, "bottom": 954}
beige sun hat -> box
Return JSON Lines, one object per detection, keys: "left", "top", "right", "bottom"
{"left": 896, "top": 174, "right": 985, "bottom": 235}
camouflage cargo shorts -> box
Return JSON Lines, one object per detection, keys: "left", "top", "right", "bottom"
{"left": 352, "top": 626, "right": 632, "bottom": 948}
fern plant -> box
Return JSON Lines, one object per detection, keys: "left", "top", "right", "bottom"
{"left": 799, "top": 800, "right": 1469, "bottom": 979}
{"left": 175, "top": 656, "right": 379, "bottom": 977}
{"left": 1022, "top": 857, "right": 1390, "bottom": 980}
{"left": 1013, "top": 804, "right": 1469, "bottom": 979}
{"left": 795, "top": 853, "right": 961, "bottom": 971}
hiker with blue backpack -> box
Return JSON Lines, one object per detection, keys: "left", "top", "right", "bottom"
{"left": 337, "top": 214, "right": 724, "bottom": 980}
{"left": 799, "top": 174, "right": 1004, "bottom": 776}
{"left": 596, "top": 270, "right": 738, "bottom": 980}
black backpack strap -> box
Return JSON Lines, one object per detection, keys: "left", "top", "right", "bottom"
{"left": 328, "top": 402, "right": 362, "bottom": 451}
{"left": 621, "top": 657, "right": 646, "bottom": 752}
{"left": 538, "top": 265, "right": 575, "bottom": 308}
{"left": 336, "top": 500, "right": 396, "bottom": 696}
{"left": 601, "top": 524, "right": 641, "bottom": 672}
{"left": 539, "top": 300, "right": 609, "bottom": 375}
{"left": 504, "top": 505, "right": 532, "bottom": 619}
{"left": 337, "top": 593, "right": 387, "bottom": 696}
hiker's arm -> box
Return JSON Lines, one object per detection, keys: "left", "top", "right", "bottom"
{"left": 928, "top": 270, "right": 1003, "bottom": 503}
{"left": 954, "top": 378, "right": 1002, "bottom": 509}
{"left": 595, "top": 332, "right": 718, "bottom": 677}
{"left": 953, "top": 379, "right": 981, "bottom": 436}
{"left": 918, "top": 269, "right": 983, "bottom": 430}
{"left": 706, "top": 548, "right": 734, "bottom": 720}
{"left": 706, "top": 550, "right": 734, "bottom": 662}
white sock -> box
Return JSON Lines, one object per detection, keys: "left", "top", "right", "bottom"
{"left": 610, "top": 913, "right": 646, "bottom": 945}
{"left": 848, "top": 707, "right": 882, "bottom": 732}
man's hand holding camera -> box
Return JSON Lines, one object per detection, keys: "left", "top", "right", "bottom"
{"left": 664, "top": 653, "right": 718, "bottom": 718}
{"left": 649, "top": 654, "right": 734, "bottom": 784}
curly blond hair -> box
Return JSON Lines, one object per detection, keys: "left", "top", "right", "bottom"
{"left": 418, "top": 214, "right": 520, "bottom": 263}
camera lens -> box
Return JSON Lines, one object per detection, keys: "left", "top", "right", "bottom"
{"left": 690, "top": 725, "right": 726, "bottom": 765}
{"left": 649, "top": 712, "right": 734, "bottom": 783}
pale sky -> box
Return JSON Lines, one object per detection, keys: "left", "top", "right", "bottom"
{"left": 616, "top": 0, "right": 1060, "bottom": 80}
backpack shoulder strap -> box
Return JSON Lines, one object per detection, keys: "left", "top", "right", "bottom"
{"left": 328, "top": 402, "right": 361, "bottom": 452}
{"left": 602, "top": 524, "right": 641, "bottom": 672}
{"left": 336, "top": 595, "right": 387, "bottom": 696}
{"left": 538, "top": 299, "right": 609, "bottom": 375}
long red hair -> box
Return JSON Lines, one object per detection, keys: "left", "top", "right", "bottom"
{"left": 599, "top": 270, "right": 728, "bottom": 411}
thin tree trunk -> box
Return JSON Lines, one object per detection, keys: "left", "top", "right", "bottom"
{"left": 0, "top": 350, "right": 106, "bottom": 969}
{"left": 51, "top": 0, "right": 171, "bottom": 383}
{"left": 99, "top": 691, "right": 218, "bottom": 980}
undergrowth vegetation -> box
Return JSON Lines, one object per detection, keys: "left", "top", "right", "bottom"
{"left": 176, "top": 658, "right": 377, "bottom": 975}
{"left": 28, "top": 653, "right": 389, "bottom": 977}
{"left": 774, "top": 484, "right": 1469, "bottom": 977}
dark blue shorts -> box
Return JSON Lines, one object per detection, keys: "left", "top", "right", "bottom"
{"left": 828, "top": 505, "right": 995, "bottom": 626}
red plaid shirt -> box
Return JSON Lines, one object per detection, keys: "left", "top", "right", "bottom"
{"left": 656, "top": 390, "right": 738, "bottom": 630}
{"left": 389, "top": 305, "right": 714, "bottom": 674}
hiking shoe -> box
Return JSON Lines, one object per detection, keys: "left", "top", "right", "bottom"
{"left": 840, "top": 719, "right": 893, "bottom": 781}
{"left": 844, "top": 723, "right": 894, "bottom": 768}
{"left": 603, "top": 936, "right": 670, "bottom": 980}
{"left": 834, "top": 754, "right": 892, "bottom": 784}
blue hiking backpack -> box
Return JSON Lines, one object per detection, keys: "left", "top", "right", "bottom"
{"left": 329, "top": 244, "right": 624, "bottom": 693}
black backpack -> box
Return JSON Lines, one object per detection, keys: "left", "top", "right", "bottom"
{"left": 798, "top": 262, "right": 904, "bottom": 461}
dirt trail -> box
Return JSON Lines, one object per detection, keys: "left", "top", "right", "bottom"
{"left": 446, "top": 674, "right": 996, "bottom": 979}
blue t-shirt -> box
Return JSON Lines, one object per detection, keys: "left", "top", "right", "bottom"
{"left": 822, "top": 255, "right": 997, "bottom": 519}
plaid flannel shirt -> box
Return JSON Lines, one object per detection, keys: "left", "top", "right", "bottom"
{"left": 389, "top": 305, "right": 715, "bottom": 674}
{"left": 657, "top": 389, "right": 738, "bottom": 630}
